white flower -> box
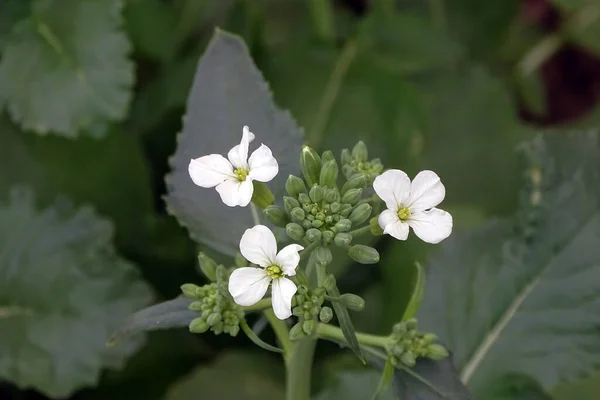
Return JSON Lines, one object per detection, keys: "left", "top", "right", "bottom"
{"left": 188, "top": 126, "right": 279, "bottom": 207}
{"left": 228, "top": 225, "right": 304, "bottom": 319}
{"left": 373, "top": 169, "right": 453, "bottom": 244}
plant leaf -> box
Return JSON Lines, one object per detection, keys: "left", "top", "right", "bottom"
{"left": 165, "top": 29, "right": 303, "bottom": 256}
{"left": 0, "top": 0, "right": 134, "bottom": 137}
{"left": 329, "top": 281, "right": 365, "bottom": 363}
{"left": 240, "top": 319, "right": 283, "bottom": 354}
{"left": 109, "top": 296, "right": 197, "bottom": 345}
{"left": 401, "top": 262, "right": 426, "bottom": 322}
{"left": 315, "top": 369, "right": 395, "bottom": 400}
{"left": 371, "top": 358, "right": 395, "bottom": 400}
{"left": 0, "top": 186, "right": 152, "bottom": 397}
{"left": 417, "top": 132, "right": 600, "bottom": 398}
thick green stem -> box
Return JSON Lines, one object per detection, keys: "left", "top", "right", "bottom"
{"left": 286, "top": 339, "right": 317, "bottom": 400}
{"left": 316, "top": 323, "right": 390, "bottom": 348}
{"left": 263, "top": 308, "right": 292, "bottom": 361}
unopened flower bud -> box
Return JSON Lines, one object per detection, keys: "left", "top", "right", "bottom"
{"left": 230, "top": 324, "right": 240, "bottom": 337}
{"left": 289, "top": 322, "right": 306, "bottom": 341}
{"left": 339, "top": 293, "right": 365, "bottom": 311}
{"left": 286, "top": 223, "right": 305, "bottom": 241}
{"left": 334, "top": 232, "right": 353, "bottom": 247}
{"left": 313, "top": 246, "right": 332, "bottom": 265}
{"left": 341, "top": 173, "right": 367, "bottom": 195}
{"left": 321, "top": 150, "right": 335, "bottom": 164}
{"left": 340, "top": 148, "right": 352, "bottom": 165}
{"left": 197, "top": 253, "right": 218, "bottom": 282}
{"left": 322, "top": 274, "right": 336, "bottom": 292}
{"left": 181, "top": 283, "right": 201, "bottom": 299}
{"left": 189, "top": 317, "right": 209, "bottom": 333}
{"left": 319, "top": 306, "right": 333, "bottom": 323}
{"left": 303, "top": 319, "right": 316, "bottom": 335}
{"left": 423, "top": 333, "right": 438, "bottom": 344}
{"left": 263, "top": 205, "right": 289, "bottom": 228}
{"left": 305, "top": 228, "right": 322, "bottom": 243}
{"left": 341, "top": 188, "right": 363, "bottom": 205}
{"left": 284, "top": 196, "right": 301, "bottom": 213}
{"left": 340, "top": 203, "right": 353, "bottom": 217}
{"left": 298, "top": 193, "right": 311, "bottom": 205}
{"left": 206, "top": 312, "right": 221, "bottom": 326}
{"left": 302, "top": 220, "right": 312, "bottom": 230}
{"left": 400, "top": 351, "right": 416, "bottom": 367}
{"left": 352, "top": 141, "right": 368, "bottom": 162}
{"left": 301, "top": 146, "right": 322, "bottom": 187}
{"left": 370, "top": 216, "right": 384, "bottom": 236}
{"left": 285, "top": 174, "right": 307, "bottom": 198}
{"left": 330, "top": 202, "right": 341, "bottom": 213}
{"left": 349, "top": 203, "right": 372, "bottom": 225}
{"left": 335, "top": 218, "right": 352, "bottom": 232}
{"left": 189, "top": 301, "right": 203, "bottom": 311}
{"left": 291, "top": 207, "right": 306, "bottom": 222}
{"left": 348, "top": 245, "right": 380, "bottom": 264}
{"left": 251, "top": 181, "right": 274, "bottom": 209}
{"left": 427, "top": 344, "right": 449, "bottom": 360}
{"left": 325, "top": 188, "right": 340, "bottom": 203}
{"left": 322, "top": 229, "right": 335, "bottom": 243}
{"left": 320, "top": 160, "right": 339, "bottom": 188}
{"left": 216, "top": 264, "right": 229, "bottom": 282}
{"left": 309, "top": 185, "right": 325, "bottom": 203}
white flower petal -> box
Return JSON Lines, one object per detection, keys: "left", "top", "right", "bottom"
{"left": 239, "top": 225, "right": 278, "bottom": 267}
{"left": 378, "top": 209, "right": 409, "bottom": 240}
{"left": 408, "top": 170, "right": 446, "bottom": 212}
{"left": 378, "top": 209, "right": 399, "bottom": 230}
{"left": 373, "top": 169, "right": 411, "bottom": 210}
{"left": 248, "top": 144, "right": 279, "bottom": 182}
{"left": 188, "top": 154, "right": 234, "bottom": 188}
{"left": 215, "top": 179, "right": 253, "bottom": 207}
{"left": 228, "top": 267, "right": 271, "bottom": 306}
{"left": 275, "top": 244, "right": 304, "bottom": 276}
{"left": 227, "top": 126, "right": 255, "bottom": 168}
{"left": 271, "top": 277, "right": 297, "bottom": 320}
{"left": 408, "top": 208, "right": 453, "bottom": 244}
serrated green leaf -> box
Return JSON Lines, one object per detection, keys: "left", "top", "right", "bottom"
{"left": 0, "top": 0, "right": 134, "bottom": 137}
{"left": 401, "top": 262, "right": 425, "bottom": 322}
{"left": 0, "top": 186, "right": 152, "bottom": 397}
{"left": 109, "top": 297, "right": 197, "bottom": 346}
{"left": 417, "top": 132, "right": 600, "bottom": 398}
{"left": 165, "top": 29, "right": 303, "bottom": 256}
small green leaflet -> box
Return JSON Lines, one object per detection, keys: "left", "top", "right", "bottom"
{"left": 417, "top": 132, "right": 600, "bottom": 398}
{"left": 0, "top": 186, "right": 152, "bottom": 398}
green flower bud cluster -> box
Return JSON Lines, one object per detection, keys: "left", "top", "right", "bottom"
{"left": 181, "top": 281, "right": 244, "bottom": 337}
{"left": 289, "top": 285, "right": 327, "bottom": 340}
{"left": 341, "top": 141, "right": 383, "bottom": 184}
{"left": 385, "top": 318, "right": 449, "bottom": 367}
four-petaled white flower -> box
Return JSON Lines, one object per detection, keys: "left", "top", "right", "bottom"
{"left": 373, "top": 169, "right": 453, "bottom": 244}
{"left": 228, "top": 225, "right": 304, "bottom": 319}
{"left": 188, "top": 126, "right": 279, "bottom": 207}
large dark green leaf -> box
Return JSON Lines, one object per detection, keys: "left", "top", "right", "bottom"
{"left": 314, "top": 369, "right": 395, "bottom": 400}
{"left": 0, "top": 0, "right": 134, "bottom": 137}
{"left": 417, "top": 132, "right": 600, "bottom": 398}
{"left": 0, "top": 186, "right": 152, "bottom": 397}
{"left": 165, "top": 29, "right": 303, "bottom": 256}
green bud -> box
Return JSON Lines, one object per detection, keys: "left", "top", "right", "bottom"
{"left": 325, "top": 188, "right": 340, "bottom": 203}
{"left": 335, "top": 218, "right": 352, "bottom": 232}
{"left": 251, "top": 181, "right": 274, "bottom": 209}
{"left": 206, "top": 312, "right": 221, "bottom": 326}
{"left": 311, "top": 219, "right": 324, "bottom": 228}
{"left": 309, "top": 185, "right": 325, "bottom": 203}
{"left": 322, "top": 274, "right": 336, "bottom": 292}
{"left": 423, "top": 333, "right": 438, "bottom": 344}
{"left": 298, "top": 193, "right": 311, "bottom": 205}
{"left": 348, "top": 203, "right": 372, "bottom": 225}
{"left": 290, "top": 207, "right": 306, "bottom": 222}
{"left": 197, "top": 253, "right": 218, "bottom": 282}
{"left": 427, "top": 344, "right": 449, "bottom": 360}
{"left": 285, "top": 196, "right": 301, "bottom": 214}
{"left": 181, "top": 283, "right": 201, "bottom": 299}
{"left": 316, "top": 212, "right": 326, "bottom": 221}
{"left": 321, "top": 150, "right": 335, "bottom": 164}
{"left": 339, "top": 293, "right": 365, "bottom": 311}
{"left": 319, "top": 160, "right": 339, "bottom": 188}
{"left": 289, "top": 322, "right": 306, "bottom": 341}
{"left": 348, "top": 245, "right": 380, "bottom": 264}
{"left": 286, "top": 223, "right": 305, "bottom": 241}
{"left": 188, "top": 301, "right": 204, "bottom": 312}
{"left": 263, "top": 205, "right": 289, "bottom": 228}
{"left": 189, "top": 317, "right": 209, "bottom": 333}
{"left": 334, "top": 232, "right": 353, "bottom": 247}
{"left": 370, "top": 216, "right": 384, "bottom": 236}
{"left": 405, "top": 318, "right": 417, "bottom": 330}
{"left": 319, "top": 306, "right": 333, "bottom": 323}
{"left": 322, "top": 229, "right": 335, "bottom": 243}
{"left": 341, "top": 188, "right": 363, "bottom": 205}
{"left": 352, "top": 141, "right": 368, "bottom": 162}
{"left": 341, "top": 173, "right": 367, "bottom": 195}
{"left": 313, "top": 246, "right": 332, "bottom": 266}
{"left": 342, "top": 164, "right": 354, "bottom": 179}
{"left": 285, "top": 174, "right": 307, "bottom": 198}
{"left": 341, "top": 148, "right": 352, "bottom": 165}
{"left": 330, "top": 202, "right": 341, "bottom": 213}
{"left": 302, "top": 319, "right": 316, "bottom": 335}
{"left": 216, "top": 264, "right": 229, "bottom": 282}
{"left": 305, "top": 228, "right": 322, "bottom": 243}
{"left": 302, "top": 220, "right": 312, "bottom": 230}
{"left": 400, "top": 352, "right": 416, "bottom": 367}
{"left": 301, "top": 146, "right": 322, "bottom": 187}
{"left": 230, "top": 324, "right": 240, "bottom": 337}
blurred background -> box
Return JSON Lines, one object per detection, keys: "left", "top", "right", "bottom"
{"left": 1, "top": 0, "right": 600, "bottom": 399}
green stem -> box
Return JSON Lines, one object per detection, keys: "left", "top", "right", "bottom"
{"left": 316, "top": 323, "right": 390, "bottom": 348}
{"left": 263, "top": 308, "right": 292, "bottom": 361}
{"left": 243, "top": 297, "right": 271, "bottom": 312}
{"left": 307, "top": 40, "right": 358, "bottom": 149}
{"left": 286, "top": 339, "right": 317, "bottom": 400}
{"left": 250, "top": 203, "right": 262, "bottom": 225}
{"left": 349, "top": 225, "right": 372, "bottom": 238}
{"left": 300, "top": 241, "right": 319, "bottom": 263}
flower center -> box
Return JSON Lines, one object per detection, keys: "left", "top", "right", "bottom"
{"left": 266, "top": 265, "right": 283, "bottom": 279}
{"left": 397, "top": 206, "right": 411, "bottom": 221}
{"left": 234, "top": 167, "right": 249, "bottom": 182}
